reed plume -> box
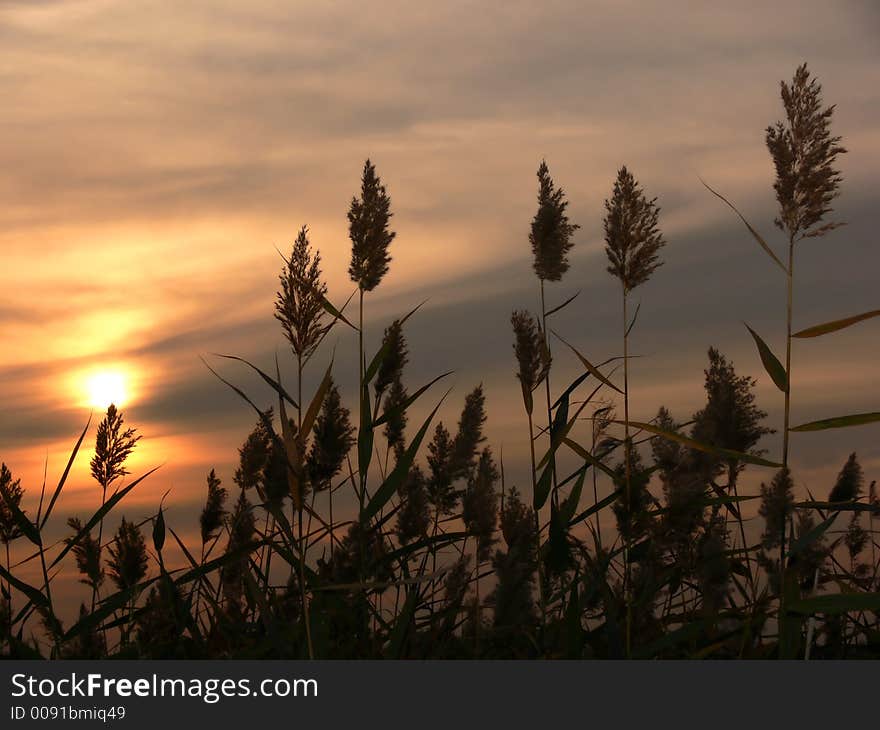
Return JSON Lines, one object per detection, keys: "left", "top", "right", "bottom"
{"left": 511, "top": 310, "right": 551, "bottom": 416}
{"left": 374, "top": 319, "right": 408, "bottom": 399}
{"left": 462, "top": 447, "right": 499, "bottom": 563}
{"left": 529, "top": 161, "right": 578, "bottom": 511}
{"left": 530, "top": 160, "right": 579, "bottom": 282}
{"left": 828, "top": 452, "right": 863, "bottom": 504}
{"left": 199, "top": 469, "right": 227, "bottom": 545}
{"left": 603, "top": 165, "right": 665, "bottom": 656}
{"left": 89, "top": 405, "right": 140, "bottom": 611}
{"left": 0, "top": 464, "right": 21, "bottom": 640}
{"left": 306, "top": 379, "right": 355, "bottom": 491}
{"left": 65, "top": 518, "right": 104, "bottom": 593}
{"left": 604, "top": 166, "right": 665, "bottom": 293}
{"left": 107, "top": 517, "right": 148, "bottom": 593}
{"left": 382, "top": 376, "right": 408, "bottom": 455}
{"left": 395, "top": 464, "right": 430, "bottom": 545}
{"left": 767, "top": 64, "right": 846, "bottom": 470}
{"left": 451, "top": 385, "right": 487, "bottom": 479}
{"left": 348, "top": 159, "right": 395, "bottom": 293}
{"left": 275, "top": 225, "right": 328, "bottom": 367}
{"left": 0, "top": 463, "right": 23, "bottom": 546}
{"left": 767, "top": 64, "right": 846, "bottom": 241}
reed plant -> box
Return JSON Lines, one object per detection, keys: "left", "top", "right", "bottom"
{"left": 2, "top": 64, "right": 880, "bottom": 661}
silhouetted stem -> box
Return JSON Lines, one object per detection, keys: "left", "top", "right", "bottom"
{"left": 540, "top": 281, "right": 558, "bottom": 509}
{"left": 92, "top": 484, "right": 107, "bottom": 614}
{"left": 622, "top": 287, "right": 632, "bottom": 658}
{"left": 527, "top": 410, "right": 546, "bottom": 642}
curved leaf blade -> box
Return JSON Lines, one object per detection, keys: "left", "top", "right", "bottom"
{"left": 616, "top": 420, "right": 782, "bottom": 468}
{"left": 745, "top": 324, "right": 788, "bottom": 393}
{"left": 700, "top": 178, "right": 787, "bottom": 273}
{"left": 790, "top": 412, "right": 880, "bottom": 432}
{"left": 793, "top": 309, "right": 880, "bottom": 338}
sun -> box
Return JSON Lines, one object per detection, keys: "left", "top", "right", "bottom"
{"left": 85, "top": 370, "right": 129, "bottom": 410}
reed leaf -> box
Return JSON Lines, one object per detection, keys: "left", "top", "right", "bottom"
{"left": 40, "top": 416, "right": 91, "bottom": 531}
{"left": 792, "top": 309, "right": 880, "bottom": 338}
{"left": 616, "top": 420, "right": 782, "bottom": 467}
{"left": 214, "top": 354, "right": 299, "bottom": 409}
{"left": 49, "top": 466, "right": 159, "bottom": 570}
{"left": 700, "top": 178, "right": 787, "bottom": 273}
{"left": 552, "top": 329, "right": 622, "bottom": 394}
{"left": 790, "top": 412, "right": 880, "bottom": 432}
{"left": 745, "top": 324, "right": 788, "bottom": 392}
{"left": 363, "top": 390, "right": 450, "bottom": 522}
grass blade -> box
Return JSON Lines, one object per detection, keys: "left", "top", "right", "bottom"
{"left": 700, "top": 178, "right": 787, "bottom": 273}
{"left": 213, "top": 354, "right": 299, "bottom": 409}
{"left": 40, "top": 416, "right": 91, "bottom": 531}
{"left": 615, "top": 420, "right": 782, "bottom": 468}
{"left": 790, "top": 412, "right": 880, "bottom": 432}
{"left": 551, "top": 329, "right": 622, "bottom": 394}
{"left": 745, "top": 324, "right": 788, "bottom": 393}
{"left": 792, "top": 309, "right": 880, "bottom": 338}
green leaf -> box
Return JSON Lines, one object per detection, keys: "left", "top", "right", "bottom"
{"left": 364, "top": 340, "right": 391, "bottom": 387}
{"left": 700, "top": 178, "right": 787, "bottom": 274}
{"left": 363, "top": 391, "right": 449, "bottom": 522}
{"left": 569, "top": 487, "right": 623, "bottom": 528}
{"left": 793, "top": 309, "right": 880, "bottom": 338}
{"left": 50, "top": 466, "right": 160, "bottom": 570}
{"left": 0, "top": 562, "right": 48, "bottom": 610}
{"left": 152, "top": 509, "right": 166, "bottom": 554}
{"left": 787, "top": 592, "right": 880, "bottom": 616}
{"left": 41, "top": 416, "right": 91, "bottom": 530}
{"left": 552, "top": 330, "right": 623, "bottom": 394}
{"left": 63, "top": 576, "right": 161, "bottom": 642}
{"left": 357, "top": 376, "right": 374, "bottom": 490}
{"left": 625, "top": 301, "right": 641, "bottom": 338}
{"left": 318, "top": 288, "right": 358, "bottom": 331}
{"left": 795, "top": 500, "right": 878, "bottom": 513}
{"left": 386, "top": 589, "right": 418, "bottom": 659}
{"left": 788, "top": 512, "right": 837, "bottom": 558}
{"left": 790, "top": 412, "right": 880, "bottom": 432}
{"left": 372, "top": 371, "right": 453, "bottom": 428}
{"left": 533, "top": 461, "right": 554, "bottom": 511}
{"left": 562, "top": 438, "right": 620, "bottom": 482}
{"left": 173, "top": 540, "right": 264, "bottom": 586}
{"left": 616, "top": 420, "right": 782, "bottom": 468}
{"left": 544, "top": 290, "right": 580, "bottom": 318}
{"left": 745, "top": 324, "right": 788, "bottom": 393}
{"left": 301, "top": 360, "right": 334, "bottom": 438}
{"left": 213, "top": 354, "right": 299, "bottom": 409}
{"left": 559, "top": 466, "right": 586, "bottom": 525}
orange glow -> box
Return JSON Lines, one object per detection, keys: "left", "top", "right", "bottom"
{"left": 78, "top": 367, "right": 135, "bottom": 409}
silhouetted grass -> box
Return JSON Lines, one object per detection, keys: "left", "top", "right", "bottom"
{"left": 2, "top": 64, "right": 880, "bottom": 660}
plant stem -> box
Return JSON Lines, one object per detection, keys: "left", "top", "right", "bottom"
{"left": 527, "top": 410, "right": 546, "bottom": 645}
{"left": 540, "top": 280, "right": 558, "bottom": 509}
{"left": 5, "top": 542, "right": 11, "bottom": 643}
{"left": 92, "top": 484, "right": 107, "bottom": 614}
{"left": 622, "top": 286, "right": 632, "bottom": 658}
{"left": 780, "top": 236, "right": 795, "bottom": 633}
{"left": 782, "top": 237, "right": 794, "bottom": 469}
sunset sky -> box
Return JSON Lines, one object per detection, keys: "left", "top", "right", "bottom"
{"left": 2, "top": 0, "right": 879, "bottom": 570}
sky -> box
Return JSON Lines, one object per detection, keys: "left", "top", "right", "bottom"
{"left": 2, "top": 1, "right": 879, "bottom": 591}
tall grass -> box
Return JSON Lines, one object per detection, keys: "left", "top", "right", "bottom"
{"left": 1, "top": 64, "right": 880, "bottom": 659}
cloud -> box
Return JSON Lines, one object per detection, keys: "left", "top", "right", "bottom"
{"left": 1, "top": 0, "right": 878, "bottom": 520}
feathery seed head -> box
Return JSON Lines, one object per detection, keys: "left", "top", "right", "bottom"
{"left": 766, "top": 64, "right": 846, "bottom": 240}
{"left": 90, "top": 405, "right": 140, "bottom": 491}
{"left": 275, "top": 225, "right": 328, "bottom": 362}
{"left": 348, "top": 159, "right": 395, "bottom": 292}
{"left": 603, "top": 166, "right": 665, "bottom": 293}
{"left": 530, "top": 160, "right": 579, "bottom": 282}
